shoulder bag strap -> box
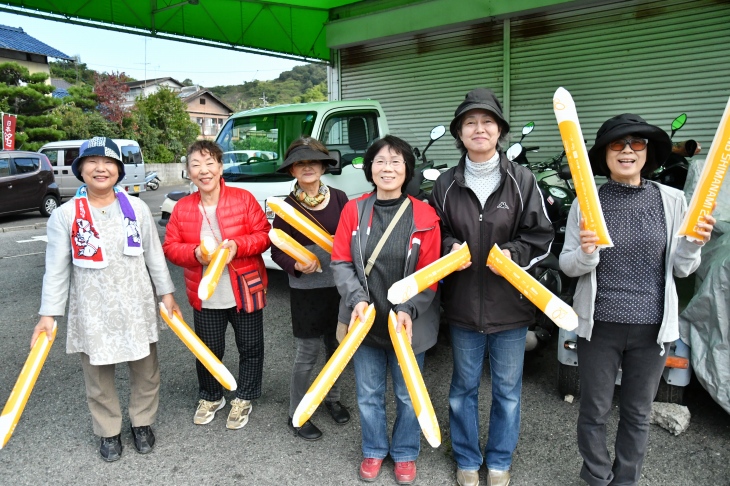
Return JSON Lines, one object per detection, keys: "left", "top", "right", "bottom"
{"left": 364, "top": 198, "right": 411, "bottom": 277}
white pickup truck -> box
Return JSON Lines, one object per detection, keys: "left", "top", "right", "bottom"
{"left": 159, "top": 99, "right": 389, "bottom": 269}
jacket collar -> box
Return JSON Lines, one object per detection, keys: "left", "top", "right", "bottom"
{"left": 454, "top": 152, "right": 511, "bottom": 188}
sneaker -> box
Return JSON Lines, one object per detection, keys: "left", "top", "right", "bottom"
{"left": 359, "top": 457, "right": 384, "bottom": 482}
{"left": 486, "top": 469, "right": 510, "bottom": 486}
{"left": 99, "top": 434, "right": 122, "bottom": 462}
{"left": 226, "top": 398, "right": 252, "bottom": 430}
{"left": 130, "top": 425, "right": 155, "bottom": 454}
{"left": 394, "top": 461, "right": 417, "bottom": 485}
{"left": 457, "top": 468, "right": 480, "bottom": 486}
{"left": 193, "top": 397, "right": 226, "bottom": 425}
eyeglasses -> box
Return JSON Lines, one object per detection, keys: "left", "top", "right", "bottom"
{"left": 608, "top": 138, "right": 649, "bottom": 152}
{"left": 372, "top": 159, "right": 404, "bottom": 168}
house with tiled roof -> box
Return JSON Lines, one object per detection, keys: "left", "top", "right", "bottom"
{"left": 178, "top": 86, "right": 234, "bottom": 140}
{"left": 124, "top": 78, "right": 233, "bottom": 139}
{"left": 0, "top": 24, "right": 73, "bottom": 85}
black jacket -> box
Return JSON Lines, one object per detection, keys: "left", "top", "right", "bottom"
{"left": 429, "top": 153, "right": 554, "bottom": 333}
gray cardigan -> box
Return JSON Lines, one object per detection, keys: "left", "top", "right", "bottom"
{"left": 559, "top": 181, "right": 702, "bottom": 352}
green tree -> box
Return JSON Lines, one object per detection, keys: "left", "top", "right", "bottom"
{"left": 49, "top": 58, "right": 97, "bottom": 85}
{"left": 130, "top": 87, "right": 199, "bottom": 163}
{"left": 0, "top": 62, "right": 63, "bottom": 150}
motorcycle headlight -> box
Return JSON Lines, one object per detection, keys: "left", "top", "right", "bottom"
{"left": 548, "top": 187, "right": 569, "bottom": 199}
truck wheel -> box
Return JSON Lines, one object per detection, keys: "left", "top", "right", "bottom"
{"left": 558, "top": 363, "right": 580, "bottom": 398}
{"left": 39, "top": 195, "right": 59, "bottom": 217}
{"left": 654, "top": 379, "right": 685, "bottom": 405}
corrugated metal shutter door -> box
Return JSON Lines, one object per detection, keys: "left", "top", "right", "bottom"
{"left": 510, "top": 0, "right": 730, "bottom": 158}
{"left": 340, "top": 22, "right": 504, "bottom": 166}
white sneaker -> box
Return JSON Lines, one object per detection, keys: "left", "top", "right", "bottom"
{"left": 226, "top": 398, "right": 252, "bottom": 430}
{"left": 193, "top": 397, "right": 226, "bottom": 425}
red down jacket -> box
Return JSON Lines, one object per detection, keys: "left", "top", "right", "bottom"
{"left": 163, "top": 179, "right": 270, "bottom": 311}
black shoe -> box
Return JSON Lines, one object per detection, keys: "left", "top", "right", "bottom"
{"left": 324, "top": 401, "right": 351, "bottom": 425}
{"left": 131, "top": 425, "right": 155, "bottom": 454}
{"left": 99, "top": 434, "right": 122, "bottom": 462}
{"left": 288, "top": 417, "right": 323, "bottom": 441}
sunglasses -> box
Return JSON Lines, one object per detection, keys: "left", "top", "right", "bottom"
{"left": 608, "top": 138, "right": 649, "bottom": 151}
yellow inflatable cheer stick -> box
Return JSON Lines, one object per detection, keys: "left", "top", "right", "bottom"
{"left": 487, "top": 244, "right": 578, "bottom": 331}
{"left": 267, "top": 197, "right": 333, "bottom": 253}
{"left": 553, "top": 87, "right": 613, "bottom": 248}
{"left": 269, "top": 228, "right": 321, "bottom": 272}
{"left": 388, "top": 311, "right": 441, "bottom": 447}
{"left": 159, "top": 303, "right": 237, "bottom": 391}
{"left": 1, "top": 321, "right": 57, "bottom": 449}
{"left": 200, "top": 236, "right": 218, "bottom": 258}
{"left": 198, "top": 241, "right": 230, "bottom": 301}
{"left": 388, "top": 243, "right": 470, "bottom": 304}
{"left": 292, "top": 304, "right": 375, "bottom": 427}
{"left": 678, "top": 96, "right": 730, "bottom": 240}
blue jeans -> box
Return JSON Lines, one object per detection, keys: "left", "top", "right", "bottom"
{"left": 449, "top": 325, "right": 527, "bottom": 471}
{"left": 352, "top": 343, "right": 425, "bottom": 462}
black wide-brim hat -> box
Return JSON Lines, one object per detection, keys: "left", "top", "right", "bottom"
{"left": 450, "top": 88, "right": 510, "bottom": 139}
{"left": 277, "top": 145, "right": 338, "bottom": 173}
{"left": 587, "top": 113, "right": 671, "bottom": 177}
{"left": 71, "top": 137, "right": 125, "bottom": 182}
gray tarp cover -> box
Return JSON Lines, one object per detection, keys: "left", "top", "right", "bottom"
{"left": 679, "top": 158, "right": 730, "bottom": 414}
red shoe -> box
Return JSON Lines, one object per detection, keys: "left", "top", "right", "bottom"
{"left": 359, "top": 457, "right": 384, "bottom": 482}
{"left": 394, "top": 461, "right": 417, "bottom": 485}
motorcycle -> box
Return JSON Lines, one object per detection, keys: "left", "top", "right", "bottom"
{"left": 145, "top": 171, "right": 161, "bottom": 191}
{"left": 406, "top": 125, "right": 448, "bottom": 199}
{"left": 650, "top": 113, "right": 699, "bottom": 190}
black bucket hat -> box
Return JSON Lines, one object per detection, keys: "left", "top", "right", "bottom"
{"left": 277, "top": 144, "right": 338, "bottom": 173}
{"left": 71, "top": 137, "right": 125, "bottom": 183}
{"left": 450, "top": 88, "right": 510, "bottom": 139}
{"left": 588, "top": 113, "right": 671, "bottom": 177}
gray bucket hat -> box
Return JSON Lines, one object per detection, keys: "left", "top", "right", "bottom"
{"left": 71, "top": 137, "right": 125, "bottom": 182}
{"left": 450, "top": 88, "right": 510, "bottom": 139}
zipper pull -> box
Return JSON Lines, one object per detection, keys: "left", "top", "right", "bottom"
{"left": 479, "top": 214, "right": 483, "bottom": 222}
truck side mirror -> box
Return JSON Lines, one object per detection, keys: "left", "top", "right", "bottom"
{"left": 181, "top": 169, "right": 190, "bottom": 180}
{"left": 326, "top": 149, "right": 342, "bottom": 175}
{"left": 352, "top": 157, "right": 364, "bottom": 170}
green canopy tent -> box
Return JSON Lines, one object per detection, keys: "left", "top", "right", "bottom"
{"left": 0, "top": 0, "right": 365, "bottom": 62}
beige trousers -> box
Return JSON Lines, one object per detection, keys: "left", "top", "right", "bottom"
{"left": 79, "top": 343, "right": 160, "bottom": 437}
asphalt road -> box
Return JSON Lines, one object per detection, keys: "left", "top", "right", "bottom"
{"left": 0, "top": 201, "right": 728, "bottom": 485}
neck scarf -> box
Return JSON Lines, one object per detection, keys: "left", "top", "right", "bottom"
{"left": 294, "top": 181, "right": 329, "bottom": 207}
{"left": 71, "top": 185, "right": 142, "bottom": 269}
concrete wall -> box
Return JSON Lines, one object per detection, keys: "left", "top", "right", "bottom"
{"left": 145, "top": 162, "right": 186, "bottom": 186}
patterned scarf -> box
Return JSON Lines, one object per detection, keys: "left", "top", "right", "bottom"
{"left": 70, "top": 185, "right": 142, "bottom": 269}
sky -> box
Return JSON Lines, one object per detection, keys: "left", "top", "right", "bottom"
{"left": 0, "top": 12, "right": 307, "bottom": 87}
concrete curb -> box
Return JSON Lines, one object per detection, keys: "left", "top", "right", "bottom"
{"left": 1, "top": 222, "right": 48, "bottom": 233}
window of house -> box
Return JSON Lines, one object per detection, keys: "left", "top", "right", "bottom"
{"left": 200, "top": 98, "right": 206, "bottom": 105}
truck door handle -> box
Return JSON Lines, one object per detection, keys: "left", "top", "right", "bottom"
{"left": 53, "top": 169, "right": 58, "bottom": 174}
{"left": 62, "top": 170, "right": 68, "bottom": 174}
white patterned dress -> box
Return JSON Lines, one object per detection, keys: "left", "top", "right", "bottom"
{"left": 39, "top": 196, "right": 175, "bottom": 365}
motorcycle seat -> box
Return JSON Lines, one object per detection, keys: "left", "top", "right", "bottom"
{"left": 538, "top": 252, "right": 561, "bottom": 271}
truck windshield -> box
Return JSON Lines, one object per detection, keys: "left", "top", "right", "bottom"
{"left": 216, "top": 112, "right": 316, "bottom": 182}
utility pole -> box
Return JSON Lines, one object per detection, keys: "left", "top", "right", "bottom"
{"left": 260, "top": 92, "right": 267, "bottom": 107}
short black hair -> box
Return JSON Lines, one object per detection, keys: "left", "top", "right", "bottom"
{"left": 362, "top": 135, "right": 415, "bottom": 190}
